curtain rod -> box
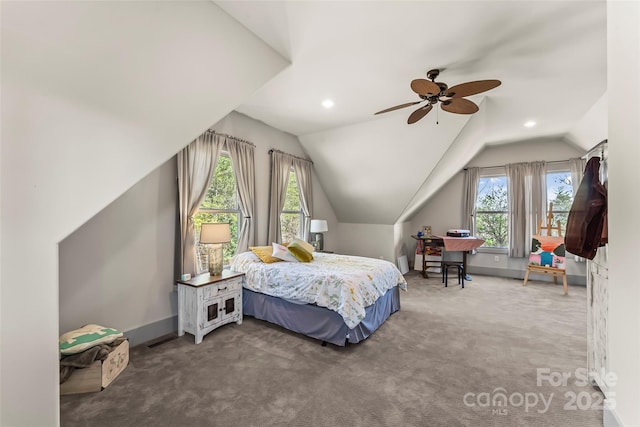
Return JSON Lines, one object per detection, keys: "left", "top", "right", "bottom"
{"left": 463, "top": 159, "right": 570, "bottom": 171}
{"left": 268, "top": 149, "right": 313, "bottom": 164}
{"left": 582, "top": 139, "right": 607, "bottom": 160}
{"left": 206, "top": 130, "right": 255, "bottom": 147}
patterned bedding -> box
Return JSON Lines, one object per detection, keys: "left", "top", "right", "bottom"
{"left": 230, "top": 251, "right": 407, "bottom": 329}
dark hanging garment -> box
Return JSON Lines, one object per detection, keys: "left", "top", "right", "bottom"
{"left": 565, "top": 157, "right": 608, "bottom": 259}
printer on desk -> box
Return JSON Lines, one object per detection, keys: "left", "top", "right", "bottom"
{"left": 446, "top": 229, "right": 470, "bottom": 237}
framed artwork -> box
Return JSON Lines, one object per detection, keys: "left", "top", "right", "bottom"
{"left": 528, "top": 235, "right": 566, "bottom": 270}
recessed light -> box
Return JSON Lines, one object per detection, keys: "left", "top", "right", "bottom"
{"left": 524, "top": 120, "right": 536, "bottom": 128}
{"left": 322, "top": 99, "right": 334, "bottom": 109}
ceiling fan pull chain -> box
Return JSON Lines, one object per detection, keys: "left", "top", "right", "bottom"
{"left": 436, "top": 106, "right": 439, "bottom": 125}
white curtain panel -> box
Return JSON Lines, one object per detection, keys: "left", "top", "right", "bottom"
{"left": 569, "top": 157, "right": 586, "bottom": 195}
{"left": 508, "top": 161, "right": 546, "bottom": 258}
{"left": 292, "top": 157, "right": 313, "bottom": 241}
{"left": 462, "top": 167, "right": 479, "bottom": 233}
{"left": 177, "top": 133, "right": 224, "bottom": 275}
{"left": 506, "top": 163, "right": 528, "bottom": 258}
{"left": 227, "top": 138, "right": 256, "bottom": 253}
{"left": 569, "top": 157, "right": 587, "bottom": 262}
{"left": 462, "top": 168, "right": 479, "bottom": 251}
{"left": 527, "top": 161, "right": 547, "bottom": 243}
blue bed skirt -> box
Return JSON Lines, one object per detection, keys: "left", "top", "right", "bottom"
{"left": 242, "top": 286, "right": 401, "bottom": 346}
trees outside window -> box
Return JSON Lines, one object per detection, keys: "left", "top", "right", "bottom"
{"left": 193, "top": 154, "right": 239, "bottom": 264}
{"left": 280, "top": 167, "right": 302, "bottom": 243}
{"left": 475, "top": 175, "right": 508, "bottom": 248}
{"left": 474, "top": 170, "right": 575, "bottom": 251}
{"left": 546, "top": 171, "right": 574, "bottom": 232}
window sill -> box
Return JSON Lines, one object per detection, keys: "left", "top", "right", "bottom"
{"left": 477, "top": 247, "right": 508, "bottom": 255}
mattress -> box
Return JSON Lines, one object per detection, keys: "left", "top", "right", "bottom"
{"left": 230, "top": 251, "right": 407, "bottom": 329}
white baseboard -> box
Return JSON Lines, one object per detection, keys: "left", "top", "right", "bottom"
{"left": 124, "top": 315, "right": 177, "bottom": 346}
{"left": 467, "top": 266, "right": 586, "bottom": 286}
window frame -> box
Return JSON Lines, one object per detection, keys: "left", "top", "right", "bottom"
{"left": 472, "top": 162, "right": 576, "bottom": 254}
{"left": 280, "top": 166, "right": 304, "bottom": 242}
{"left": 544, "top": 163, "right": 574, "bottom": 234}
{"left": 475, "top": 168, "right": 509, "bottom": 253}
{"left": 193, "top": 152, "right": 241, "bottom": 265}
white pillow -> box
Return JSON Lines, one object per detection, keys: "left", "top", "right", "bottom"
{"left": 272, "top": 242, "right": 298, "bottom": 262}
{"left": 60, "top": 324, "right": 123, "bottom": 355}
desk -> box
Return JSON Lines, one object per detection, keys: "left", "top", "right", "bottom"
{"left": 412, "top": 235, "right": 485, "bottom": 282}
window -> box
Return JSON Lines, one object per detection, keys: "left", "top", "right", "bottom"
{"left": 546, "top": 170, "right": 574, "bottom": 232}
{"left": 475, "top": 175, "right": 508, "bottom": 249}
{"left": 193, "top": 154, "right": 239, "bottom": 264}
{"left": 473, "top": 167, "right": 575, "bottom": 252}
{"left": 280, "top": 167, "right": 303, "bottom": 243}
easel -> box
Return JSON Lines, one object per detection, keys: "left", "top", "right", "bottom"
{"left": 523, "top": 203, "right": 569, "bottom": 295}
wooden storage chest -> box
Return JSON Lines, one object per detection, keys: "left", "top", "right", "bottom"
{"left": 60, "top": 339, "right": 129, "bottom": 395}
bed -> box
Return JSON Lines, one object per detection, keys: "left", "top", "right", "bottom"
{"left": 230, "top": 251, "right": 407, "bottom": 346}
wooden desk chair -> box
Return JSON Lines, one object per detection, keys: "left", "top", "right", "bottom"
{"left": 523, "top": 204, "right": 568, "bottom": 295}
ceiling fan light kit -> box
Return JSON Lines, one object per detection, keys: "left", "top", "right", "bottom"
{"left": 375, "top": 69, "right": 501, "bottom": 124}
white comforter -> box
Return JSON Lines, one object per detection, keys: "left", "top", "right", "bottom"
{"left": 230, "top": 251, "right": 407, "bottom": 329}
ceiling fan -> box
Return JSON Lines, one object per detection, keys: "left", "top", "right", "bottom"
{"left": 374, "top": 69, "right": 501, "bottom": 124}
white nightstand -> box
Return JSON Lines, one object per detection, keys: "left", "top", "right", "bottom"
{"left": 177, "top": 271, "right": 244, "bottom": 344}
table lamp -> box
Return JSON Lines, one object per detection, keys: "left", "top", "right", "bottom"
{"left": 310, "top": 219, "right": 328, "bottom": 251}
{"left": 199, "top": 223, "right": 231, "bottom": 276}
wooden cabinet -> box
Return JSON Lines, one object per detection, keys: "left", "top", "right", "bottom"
{"left": 177, "top": 271, "right": 244, "bottom": 344}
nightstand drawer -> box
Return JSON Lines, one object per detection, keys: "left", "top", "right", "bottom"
{"left": 202, "top": 285, "right": 219, "bottom": 300}
{"left": 201, "top": 277, "right": 242, "bottom": 300}
{"left": 218, "top": 277, "right": 242, "bottom": 293}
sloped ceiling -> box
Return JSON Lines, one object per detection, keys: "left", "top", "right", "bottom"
{"left": 217, "top": 1, "right": 607, "bottom": 225}
{"left": 3, "top": 0, "right": 291, "bottom": 242}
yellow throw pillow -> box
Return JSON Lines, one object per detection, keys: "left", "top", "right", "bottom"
{"left": 290, "top": 238, "right": 315, "bottom": 254}
{"left": 288, "top": 240, "right": 314, "bottom": 262}
{"left": 250, "top": 246, "right": 282, "bottom": 263}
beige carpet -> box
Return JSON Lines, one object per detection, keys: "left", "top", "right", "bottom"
{"left": 60, "top": 272, "right": 602, "bottom": 427}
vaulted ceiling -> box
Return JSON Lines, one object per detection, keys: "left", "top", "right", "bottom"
{"left": 216, "top": 1, "right": 607, "bottom": 225}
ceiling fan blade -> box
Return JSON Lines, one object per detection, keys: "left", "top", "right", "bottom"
{"left": 444, "top": 80, "right": 502, "bottom": 98}
{"left": 441, "top": 98, "right": 479, "bottom": 114}
{"left": 407, "top": 104, "right": 433, "bottom": 124}
{"left": 410, "top": 79, "right": 441, "bottom": 96}
{"left": 374, "top": 101, "right": 423, "bottom": 115}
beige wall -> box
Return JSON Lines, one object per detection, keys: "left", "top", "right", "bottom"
{"left": 59, "top": 159, "right": 178, "bottom": 338}
{"left": 336, "top": 223, "right": 395, "bottom": 262}
{"left": 1, "top": 2, "right": 287, "bottom": 425}
{"left": 605, "top": 1, "right": 640, "bottom": 426}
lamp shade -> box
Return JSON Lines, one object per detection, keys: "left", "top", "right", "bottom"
{"left": 310, "top": 219, "right": 328, "bottom": 233}
{"left": 199, "top": 223, "right": 231, "bottom": 244}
